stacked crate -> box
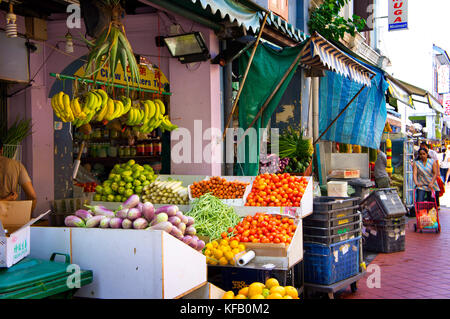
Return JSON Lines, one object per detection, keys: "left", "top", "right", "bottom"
{"left": 359, "top": 188, "right": 407, "bottom": 253}
{"left": 303, "top": 197, "right": 362, "bottom": 285}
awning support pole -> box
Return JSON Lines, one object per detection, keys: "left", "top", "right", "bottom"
{"left": 312, "top": 74, "right": 375, "bottom": 146}
{"left": 222, "top": 11, "right": 269, "bottom": 140}
{"left": 236, "top": 48, "right": 304, "bottom": 148}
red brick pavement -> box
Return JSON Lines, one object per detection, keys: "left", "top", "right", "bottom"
{"left": 336, "top": 208, "right": 450, "bottom": 299}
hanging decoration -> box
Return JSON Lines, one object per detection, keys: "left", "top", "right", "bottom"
{"left": 82, "top": 0, "right": 141, "bottom": 90}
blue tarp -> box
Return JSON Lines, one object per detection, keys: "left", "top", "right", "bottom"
{"left": 318, "top": 61, "right": 389, "bottom": 149}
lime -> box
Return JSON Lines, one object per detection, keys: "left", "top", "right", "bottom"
{"left": 127, "top": 160, "right": 135, "bottom": 166}
{"left": 125, "top": 182, "right": 133, "bottom": 189}
{"left": 133, "top": 180, "right": 142, "bottom": 187}
{"left": 135, "top": 186, "right": 143, "bottom": 194}
{"left": 124, "top": 176, "right": 133, "bottom": 183}
{"left": 107, "top": 194, "right": 115, "bottom": 202}
{"left": 139, "top": 175, "right": 147, "bottom": 181}
{"left": 124, "top": 189, "right": 133, "bottom": 197}
{"left": 115, "top": 195, "right": 122, "bottom": 202}
{"left": 101, "top": 195, "right": 107, "bottom": 202}
{"left": 94, "top": 194, "right": 102, "bottom": 201}
{"left": 119, "top": 181, "right": 126, "bottom": 187}
{"left": 118, "top": 187, "right": 125, "bottom": 195}
{"left": 95, "top": 185, "right": 103, "bottom": 195}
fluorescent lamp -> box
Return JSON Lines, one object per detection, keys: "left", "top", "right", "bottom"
{"left": 162, "top": 32, "right": 210, "bottom": 64}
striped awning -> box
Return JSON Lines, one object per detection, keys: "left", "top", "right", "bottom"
{"left": 300, "top": 32, "right": 375, "bottom": 87}
{"left": 259, "top": 11, "right": 309, "bottom": 43}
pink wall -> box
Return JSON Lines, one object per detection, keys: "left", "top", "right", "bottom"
{"left": 2, "top": 8, "right": 223, "bottom": 212}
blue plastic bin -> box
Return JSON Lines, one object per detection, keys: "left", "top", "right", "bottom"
{"left": 304, "top": 237, "right": 360, "bottom": 285}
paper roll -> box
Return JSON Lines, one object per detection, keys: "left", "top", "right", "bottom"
{"left": 237, "top": 250, "right": 256, "bottom": 267}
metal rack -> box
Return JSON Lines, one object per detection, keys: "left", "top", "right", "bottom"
{"left": 49, "top": 73, "right": 172, "bottom": 96}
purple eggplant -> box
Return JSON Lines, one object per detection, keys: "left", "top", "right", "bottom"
{"left": 155, "top": 205, "right": 178, "bottom": 217}
{"left": 122, "top": 218, "right": 133, "bottom": 229}
{"left": 75, "top": 209, "right": 93, "bottom": 221}
{"left": 115, "top": 208, "right": 129, "bottom": 219}
{"left": 170, "top": 227, "right": 183, "bottom": 239}
{"left": 64, "top": 215, "right": 85, "bottom": 227}
{"left": 177, "top": 222, "right": 186, "bottom": 235}
{"left": 185, "top": 226, "right": 197, "bottom": 236}
{"left": 133, "top": 218, "right": 148, "bottom": 229}
{"left": 86, "top": 215, "right": 106, "bottom": 228}
{"left": 142, "top": 202, "right": 155, "bottom": 222}
{"left": 127, "top": 208, "right": 142, "bottom": 221}
{"left": 182, "top": 235, "right": 193, "bottom": 246}
{"left": 180, "top": 215, "right": 189, "bottom": 225}
{"left": 185, "top": 216, "right": 195, "bottom": 227}
{"left": 168, "top": 216, "right": 181, "bottom": 226}
{"left": 150, "top": 212, "right": 168, "bottom": 226}
{"left": 196, "top": 240, "right": 206, "bottom": 251}
{"left": 109, "top": 217, "right": 123, "bottom": 229}
{"left": 188, "top": 237, "right": 198, "bottom": 250}
{"left": 100, "top": 217, "right": 111, "bottom": 228}
{"left": 122, "top": 194, "right": 140, "bottom": 209}
{"left": 85, "top": 205, "right": 115, "bottom": 217}
{"left": 147, "top": 221, "right": 173, "bottom": 233}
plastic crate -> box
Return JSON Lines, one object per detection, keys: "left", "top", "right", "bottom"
{"left": 304, "top": 207, "right": 360, "bottom": 227}
{"left": 207, "top": 265, "right": 290, "bottom": 294}
{"left": 304, "top": 237, "right": 361, "bottom": 285}
{"left": 303, "top": 228, "right": 361, "bottom": 245}
{"left": 362, "top": 220, "right": 406, "bottom": 253}
{"left": 303, "top": 218, "right": 361, "bottom": 237}
{"left": 313, "top": 197, "right": 360, "bottom": 212}
{"left": 362, "top": 215, "right": 407, "bottom": 227}
{"left": 359, "top": 188, "right": 406, "bottom": 220}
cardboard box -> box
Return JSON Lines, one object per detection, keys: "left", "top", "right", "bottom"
{"left": 0, "top": 201, "right": 49, "bottom": 268}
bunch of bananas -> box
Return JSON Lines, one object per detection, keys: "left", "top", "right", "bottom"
{"left": 51, "top": 92, "right": 76, "bottom": 122}
{"left": 133, "top": 99, "right": 178, "bottom": 133}
{"left": 51, "top": 90, "right": 177, "bottom": 133}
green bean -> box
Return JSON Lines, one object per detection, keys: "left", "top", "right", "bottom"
{"left": 186, "top": 194, "right": 242, "bottom": 241}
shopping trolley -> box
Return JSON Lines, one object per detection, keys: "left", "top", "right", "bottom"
{"left": 413, "top": 188, "right": 441, "bottom": 233}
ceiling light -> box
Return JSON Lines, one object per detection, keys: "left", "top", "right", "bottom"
{"left": 5, "top": 3, "right": 17, "bottom": 38}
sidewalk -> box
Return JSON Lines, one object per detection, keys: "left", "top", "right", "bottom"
{"left": 336, "top": 188, "right": 450, "bottom": 299}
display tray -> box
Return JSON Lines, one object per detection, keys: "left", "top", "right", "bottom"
{"left": 188, "top": 176, "right": 255, "bottom": 206}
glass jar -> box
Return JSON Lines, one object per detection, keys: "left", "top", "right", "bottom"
{"left": 98, "top": 144, "right": 108, "bottom": 158}
{"left": 103, "top": 128, "right": 109, "bottom": 139}
{"left": 124, "top": 146, "right": 131, "bottom": 157}
{"left": 110, "top": 130, "right": 119, "bottom": 139}
{"left": 145, "top": 143, "right": 153, "bottom": 156}
{"left": 130, "top": 145, "right": 137, "bottom": 157}
{"left": 119, "top": 146, "right": 125, "bottom": 158}
{"left": 137, "top": 144, "right": 145, "bottom": 156}
{"left": 108, "top": 145, "right": 117, "bottom": 157}
{"left": 89, "top": 144, "right": 97, "bottom": 158}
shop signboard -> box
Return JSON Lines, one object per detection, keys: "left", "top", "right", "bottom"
{"left": 74, "top": 59, "right": 169, "bottom": 92}
{"left": 388, "top": 0, "right": 408, "bottom": 31}
{"left": 438, "top": 65, "right": 450, "bottom": 94}
{"left": 443, "top": 93, "right": 450, "bottom": 116}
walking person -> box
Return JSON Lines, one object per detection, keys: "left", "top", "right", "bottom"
{"left": 374, "top": 146, "right": 390, "bottom": 188}
{"left": 413, "top": 147, "right": 440, "bottom": 208}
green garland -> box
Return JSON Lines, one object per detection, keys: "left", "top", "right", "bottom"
{"left": 308, "top": 0, "right": 366, "bottom": 42}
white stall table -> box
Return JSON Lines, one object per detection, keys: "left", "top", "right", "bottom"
{"left": 29, "top": 227, "right": 206, "bottom": 299}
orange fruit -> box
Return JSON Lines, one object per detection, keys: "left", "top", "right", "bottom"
{"left": 219, "top": 257, "right": 228, "bottom": 265}
{"left": 284, "top": 286, "right": 298, "bottom": 299}
{"left": 265, "top": 278, "right": 280, "bottom": 289}
{"left": 238, "top": 287, "right": 249, "bottom": 297}
{"left": 234, "top": 294, "right": 247, "bottom": 299}
{"left": 269, "top": 286, "right": 286, "bottom": 296}
{"left": 230, "top": 240, "right": 239, "bottom": 249}
{"left": 248, "top": 282, "right": 265, "bottom": 298}
{"left": 266, "top": 293, "right": 283, "bottom": 299}
{"left": 222, "top": 291, "right": 235, "bottom": 299}
{"left": 283, "top": 295, "right": 293, "bottom": 299}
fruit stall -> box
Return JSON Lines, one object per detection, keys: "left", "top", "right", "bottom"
{"left": 29, "top": 172, "right": 313, "bottom": 299}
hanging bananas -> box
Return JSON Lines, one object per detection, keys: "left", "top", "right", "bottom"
{"left": 50, "top": 90, "right": 176, "bottom": 133}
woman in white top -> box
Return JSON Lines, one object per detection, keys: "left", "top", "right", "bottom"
{"left": 444, "top": 146, "right": 450, "bottom": 183}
